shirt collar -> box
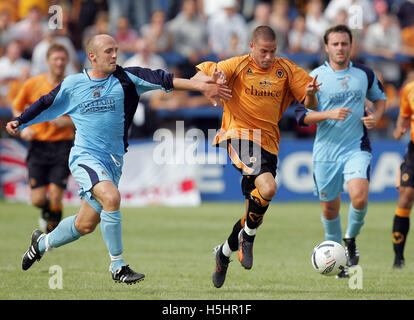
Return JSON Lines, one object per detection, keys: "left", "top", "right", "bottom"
{"left": 324, "top": 60, "right": 353, "bottom": 72}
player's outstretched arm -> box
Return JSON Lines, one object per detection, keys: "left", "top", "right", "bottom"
{"left": 172, "top": 78, "right": 232, "bottom": 107}
{"left": 303, "top": 107, "right": 352, "bottom": 125}
{"left": 393, "top": 115, "right": 410, "bottom": 140}
{"left": 191, "top": 68, "right": 227, "bottom": 85}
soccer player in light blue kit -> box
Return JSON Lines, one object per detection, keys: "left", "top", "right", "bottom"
{"left": 295, "top": 25, "right": 386, "bottom": 278}
{"left": 6, "top": 34, "right": 232, "bottom": 284}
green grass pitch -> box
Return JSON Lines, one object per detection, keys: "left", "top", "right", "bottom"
{"left": 0, "top": 200, "right": 413, "bottom": 300}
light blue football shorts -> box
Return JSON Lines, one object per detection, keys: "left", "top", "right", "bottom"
{"left": 69, "top": 146, "right": 123, "bottom": 213}
{"left": 313, "top": 151, "right": 372, "bottom": 202}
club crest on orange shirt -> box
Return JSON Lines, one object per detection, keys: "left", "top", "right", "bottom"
{"left": 259, "top": 79, "right": 272, "bottom": 88}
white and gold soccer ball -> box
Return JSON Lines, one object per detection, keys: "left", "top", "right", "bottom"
{"left": 311, "top": 240, "right": 347, "bottom": 276}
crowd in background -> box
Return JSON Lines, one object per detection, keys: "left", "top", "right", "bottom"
{"left": 1, "top": 0, "right": 414, "bottom": 139}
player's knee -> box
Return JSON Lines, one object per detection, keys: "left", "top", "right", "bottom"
{"left": 30, "top": 196, "right": 47, "bottom": 209}
{"left": 101, "top": 190, "right": 121, "bottom": 210}
{"left": 351, "top": 195, "right": 368, "bottom": 211}
{"left": 258, "top": 182, "right": 277, "bottom": 200}
{"left": 75, "top": 219, "right": 98, "bottom": 235}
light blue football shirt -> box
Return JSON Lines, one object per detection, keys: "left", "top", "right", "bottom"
{"left": 295, "top": 61, "right": 386, "bottom": 161}
{"left": 15, "top": 65, "right": 174, "bottom": 157}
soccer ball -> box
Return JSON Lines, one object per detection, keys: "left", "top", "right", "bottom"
{"left": 311, "top": 240, "right": 347, "bottom": 276}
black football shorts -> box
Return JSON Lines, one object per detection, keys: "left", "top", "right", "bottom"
{"left": 26, "top": 140, "right": 73, "bottom": 189}
{"left": 226, "top": 139, "right": 278, "bottom": 199}
{"left": 400, "top": 141, "right": 414, "bottom": 188}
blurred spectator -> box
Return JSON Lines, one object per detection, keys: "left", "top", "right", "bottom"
{"left": 114, "top": 16, "right": 140, "bottom": 54}
{"left": 207, "top": 0, "right": 248, "bottom": 60}
{"left": 9, "top": 5, "right": 48, "bottom": 58}
{"left": 363, "top": 13, "right": 401, "bottom": 59}
{"left": 377, "top": 71, "right": 400, "bottom": 110}
{"left": 31, "top": 29, "right": 79, "bottom": 76}
{"left": 0, "top": 40, "right": 30, "bottom": 133}
{"left": 140, "top": 10, "right": 172, "bottom": 54}
{"left": 51, "top": 1, "right": 83, "bottom": 52}
{"left": 401, "top": 21, "right": 414, "bottom": 57}
{"left": 0, "top": 0, "right": 18, "bottom": 23}
{"left": 69, "top": 0, "right": 108, "bottom": 45}
{"left": 107, "top": 0, "right": 162, "bottom": 33}
{"left": 18, "top": 0, "right": 48, "bottom": 20}
{"left": 0, "top": 40, "right": 31, "bottom": 99}
{"left": 332, "top": 8, "right": 348, "bottom": 26}
{"left": 123, "top": 38, "right": 168, "bottom": 101}
{"left": 149, "top": 67, "right": 211, "bottom": 111}
{"left": 167, "top": 0, "right": 209, "bottom": 64}
{"left": 305, "top": 0, "right": 328, "bottom": 37}
{"left": 123, "top": 38, "right": 167, "bottom": 73}
{"left": 269, "top": 0, "right": 291, "bottom": 50}
{"left": 288, "top": 14, "right": 321, "bottom": 54}
{"left": 201, "top": 0, "right": 228, "bottom": 19}
{"left": 324, "top": 0, "right": 377, "bottom": 26}
{"left": 82, "top": 11, "right": 110, "bottom": 50}
{"left": 0, "top": 8, "right": 15, "bottom": 47}
{"left": 363, "top": 13, "right": 402, "bottom": 83}
{"left": 247, "top": 2, "right": 286, "bottom": 52}
{"left": 395, "top": 0, "right": 414, "bottom": 29}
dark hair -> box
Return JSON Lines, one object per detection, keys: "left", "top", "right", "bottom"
{"left": 252, "top": 25, "right": 277, "bottom": 43}
{"left": 46, "top": 43, "right": 69, "bottom": 58}
{"left": 323, "top": 24, "right": 352, "bottom": 44}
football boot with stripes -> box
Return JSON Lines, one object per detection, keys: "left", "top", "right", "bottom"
{"left": 336, "top": 265, "right": 349, "bottom": 278}
{"left": 111, "top": 265, "right": 145, "bottom": 284}
{"left": 22, "top": 229, "right": 45, "bottom": 271}
{"left": 343, "top": 237, "right": 359, "bottom": 266}
{"left": 238, "top": 229, "right": 254, "bottom": 269}
{"left": 212, "top": 244, "right": 231, "bottom": 288}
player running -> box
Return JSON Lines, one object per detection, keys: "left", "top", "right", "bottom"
{"left": 391, "top": 79, "right": 414, "bottom": 269}
{"left": 194, "top": 25, "right": 320, "bottom": 288}
{"left": 13, "top": 43, "right": 74, "bottom": 233}
{"left": 6, "top": 34, "right": 232, "bottom": 284}
{"left": 294, "top": 25, "right": 386, "bottom": 277}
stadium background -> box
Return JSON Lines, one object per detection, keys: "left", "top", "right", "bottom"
{"left": 0, "top": 0, "right": 414, "bottom": 302}
{"left": 1, "top": 0, "right": 413, "bottom": 205}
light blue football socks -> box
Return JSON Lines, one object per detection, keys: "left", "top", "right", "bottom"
{"left": 321, "top": 214, "right": 342, "bottom": 244}
{"left": 100, "top": 209, "right": 125, "bottom": 272}
{"left": 345, "top": 203, "right": 367, "bottom": 239}
{"left": 38, "top": 214, "right": 82, "bottom": 254}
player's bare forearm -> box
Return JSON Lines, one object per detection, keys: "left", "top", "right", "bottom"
{"left": 303, "top": 94, "right": 318, "bottom": 110}
{"left": 172, "top": 78, "right": 232, "bottom": 106}
{"left": 372, "top": 99, "right": 386, "bottom": 123}
{"left": 190, "top": 71, "right": 212, "bottom": 83}
{"left": 393, "top": 115, "right": 410, "bottom": 140}
{"left": 303, "top": 107, "right": 352, "bottom": 125}
{"left": 173, "top": 77, "right": 206, "bottom": 92}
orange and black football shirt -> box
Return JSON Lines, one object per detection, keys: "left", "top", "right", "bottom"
{"left": 196, "top": 54, "right": 312, "bottom": 155}
{"left": 13, "top": 74, "right": 74, "bottom": 142}
{"left": 399, "top": 80, "right": 414, "bottom": 143}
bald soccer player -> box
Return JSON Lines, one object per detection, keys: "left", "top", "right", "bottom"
{"left": 6, "top": 34, "right": 232, "bottom": 284}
